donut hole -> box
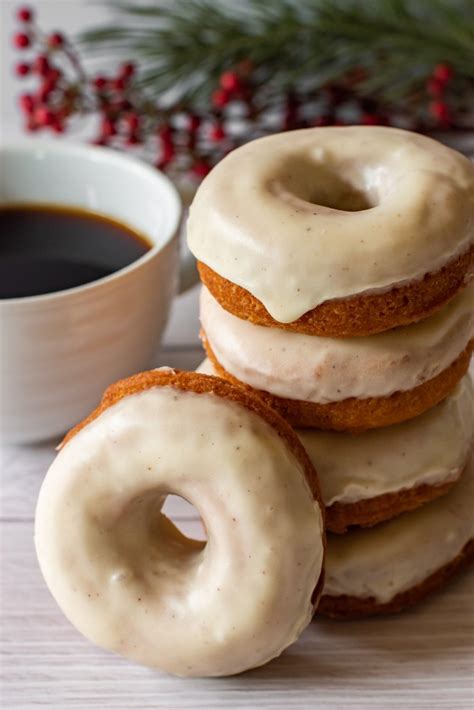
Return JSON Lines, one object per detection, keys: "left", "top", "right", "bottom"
{"left": 107, "top": 490, "right": 207, "bottom": 588}
{"left": 271, "top": 155, "right": 380, "bottom": 212}
{"left": 309, "top": 173, "right": 374, "bottom": 212}
{"left": 162, "top": 494, "right": 208, "bottom": 542}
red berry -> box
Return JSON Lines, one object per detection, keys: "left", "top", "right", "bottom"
{"left": 37, "top": 79, "right": 55, "bottom": 102}
{"left": 37, "top": 87, "right": 50, "bottom": 103}
{"left": 101, "top": 117, "right": 116, "bottom": 138}
{"left": 112, "top": 76, "right": 127, "bottom": 91}
{"left": 123, "top": 112, "right": 140, "bottom": 131}
{"left": 47, "top": 68, "right": 61, "bottom": 85}
{"left": 111, "top": 98, "right": 132, "bottom": 113}
{"left": 19, "top": 93, "right": 35, "bottom": 112}
{"left": 158, "top": 124, "right": 173, "bottom": 141}
{"left": 192, "top": 160, "right": 211, "bottom": 178}
{"left": 361, "top": 112, "right": 381, "bottom": 125}
{"left": 51, "top": 119, "right": 65, "bottom": 134}
{"left": 34, "top": 106, "right": 55, "bottom": 127}
{"left": 26, "top": 118, "right": 39, "bottom": 132}
{"left": 282, "top": 111, "right": 297, "bottom": 131}
{"left": 219, "top": 71, "right": 241, "bottom": 93}
{"left": 15, "top": 62, "right": 30, "bottom": 76}
{"left": 432, "top": 63, "right": 453, "bottom": 84}
{"left": 93, "top": 76, "right": 108, "bottom": 90}
{"left": 426, "top": 77, "right": 444, "bottom": 97}
{"left": 239, "top": 85, "right": 253, "bottom": 103}
{"left": 430, "top": 100, "right": 451, "bottom": 124}
{"left": 34, "top": 55, "right": 50, "bottom": 77}
{"left": 48, "top": 32, "right": 64, "bottom": 48}
{"left": 210, "top": 123, "right": 226, "bottom": 141}
{"left": 17, "top": 6, "right": 33, "bottom": 22}
{"left": 187, "top": 114, "right": 201, "bottom": 132}
{"left": 313, "top": 114, "right": 332, "bottom": 127}
{"left": 161, "top": 142, "right": 175, "bottom": 162}
{"left": 155, "top": 146, "right": 175, "bottom": 169}
{"left": 212, "top": 88, "right": 230, "bottom": 108}
{"left": 126, "top": 133, "right": 141, "bottom": 146}
{"left": 120, "top": 62, "right": 135, "bottom": 78}
{"left": 13, "top": 32, "right": 30, "bottom": 49}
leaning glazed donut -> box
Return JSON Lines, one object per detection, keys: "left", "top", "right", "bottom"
{"left": 35, "top": 369, "right": 325, "bottom": 678}
{"left": 201, "top": 284, "right": 473, "bottom": 430}
{"left": 188, "top": 126, "right": 474, "bottom": 337}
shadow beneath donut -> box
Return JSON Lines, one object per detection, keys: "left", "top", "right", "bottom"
{"left": 233, "top": 571, "right": 474, "bottom": 686}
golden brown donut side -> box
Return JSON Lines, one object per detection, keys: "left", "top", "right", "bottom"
{"left": 203, "top": 336, "right": 472, "bottom": 431}
{"left": 326, "top": 474, "right": 464, "bottom": 534}
{"left": 317, "top": 539, "right": 474, "bottom": 618}
{"left": 198, "top": 244, "right": 474, "bottom": 337}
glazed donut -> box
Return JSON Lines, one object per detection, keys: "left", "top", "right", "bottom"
{"left": 299, "top": 375, "right": 473, "bottom": 533}
{"left": 35, "top": 369, "right": 325, "bottom": 677}
{"left": 198, "top": 361, "right": 473, "bottom": 532}
{"left": 200, "top": 287, "right": 474, "bottom": 432}
{"left": 318, "top": 456, "right": 474, "bottom": 618}
{"left": 188, "top": 126, "right": 474, "bottom": 337}
{"left": 201, "top": 284, "right": 473, "bottom": 431}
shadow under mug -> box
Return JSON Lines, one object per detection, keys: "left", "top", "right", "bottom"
{"left": 0, "top": 141, "right": 195, "bottom": 445}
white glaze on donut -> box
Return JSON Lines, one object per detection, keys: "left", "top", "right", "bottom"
{"left": 188, "top": 126, "right": 474, "bottom": 323}
{"left": 200, "top": 283, "right": 473, "bottom": 403}
{"left": 299, "top": 375, "right": 473, "bottom": 505}
{"left": 323, "top": 456, "right": 474, "bottom": 604}
{"left": 196, "top": 359, "right": 217, "bottom": 375}
{"left": 35, "top": 386, "right": 323, "bottom": 677}
{"left": 197, "top": 361, "right": 473, "bottom": 506}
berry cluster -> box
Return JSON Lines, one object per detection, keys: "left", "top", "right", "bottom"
{"left": 426, "top": 63, "right": 454, "bottom": 127}
{"left": 14, "top": 7, "right": 68, "bottom": 133}
{"left": 12, "top": 5, "right": 461, "bottom": 181}
{"left": 13, "top": 5, "right": 228, "bottom": 177}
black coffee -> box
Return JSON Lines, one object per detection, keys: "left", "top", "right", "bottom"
{"left": 0, "top": 205, "right": 152, "bottom": 299}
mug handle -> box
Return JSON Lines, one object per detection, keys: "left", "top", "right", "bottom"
{"left": 178, "top": 244, "right": 199, "bottom": 294}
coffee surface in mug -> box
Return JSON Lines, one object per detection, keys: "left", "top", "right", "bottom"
{"left": 0, "top": 204, "right": 152, "bottom": 298}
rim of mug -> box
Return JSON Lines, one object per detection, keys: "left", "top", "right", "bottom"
{"left": 0, "top": 140, "right": 182, "bottom": 306}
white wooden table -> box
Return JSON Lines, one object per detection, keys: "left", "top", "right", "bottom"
{"left": 1, "top": 285, "right": 473, "bottom": 709}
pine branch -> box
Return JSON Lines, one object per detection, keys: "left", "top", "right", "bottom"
{"left": 79, "top": 0, "right": 474, "bottom": 109}
{"left": 12, "top": 0, "right": 473, "bottom": 182}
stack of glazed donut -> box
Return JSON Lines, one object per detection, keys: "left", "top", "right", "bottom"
{"left": 189, "top": 126, "right": 474, "bottom": 618}
{"left": 35, "top": 126, "right": 473, "bottom": 678}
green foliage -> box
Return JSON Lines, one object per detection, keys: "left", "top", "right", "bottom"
{"left": 80, "top": 0, "right": 474, "bottom": 109}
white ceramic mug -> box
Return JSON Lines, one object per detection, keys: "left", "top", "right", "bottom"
{"left": 0, "top": 141, "right": 192, "bottom": 444}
